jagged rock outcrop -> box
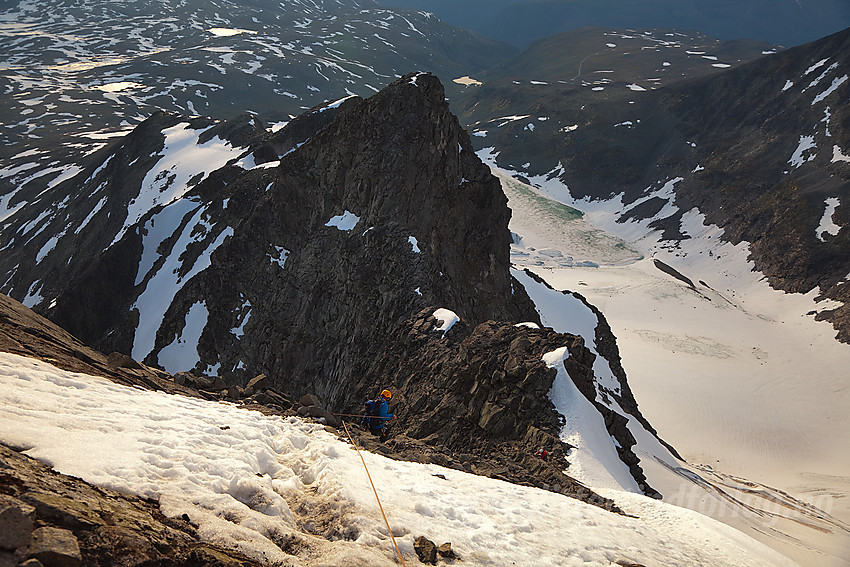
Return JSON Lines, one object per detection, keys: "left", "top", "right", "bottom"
{"left": 18, "top": 73, "right": 537, "bottom": 411}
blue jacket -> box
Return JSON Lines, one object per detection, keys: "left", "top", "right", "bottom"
{"left": 377, "top": 400, "right": 394, "bottom": 424}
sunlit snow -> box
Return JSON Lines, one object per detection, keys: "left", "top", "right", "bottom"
{"left": 432, "top": 308, "right": 458, "bottom": 334}
{"left": 0, "top": 353, "right": 798, "bottom": 567}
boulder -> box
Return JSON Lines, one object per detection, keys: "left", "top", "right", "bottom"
{"left": 106, "top": 352, "right": 143, "bottom": 370}
{"left": 244, "top": 374, "right": 270, "bottom": 396}
{"left": 413, "top": 536, "right": 437, "bottom": 565}
{"left": 298, "top": 394, "right": 322, "bottom": 408}
{"left": 253, "top": 389, "right": 293, "bottom": 410}
{"left": 304, "top": 405, "right": 326, "bottom": 418}
{"left": 27, "top": 527, "right": 81, "bottom": 567}
{"left": 437, "top": 542, "right": 457, "bottom": 559}
{"left": 0, "top": 495, "right": 34, "bottom": 550}
{"left": 193, "top": 375, "right": 226, "bottom": 391}
{"left": 172, "top": 372, "right": 196, "bottom": 387}
{"left": 225, "top": 385, "right": 244, "bottom": 400}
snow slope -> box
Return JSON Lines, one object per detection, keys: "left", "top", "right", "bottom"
{"left": 0, "top": 351, "right": 797, "bottom": 567}
{"left": 491, "top": 156, "right": 850, "bottom": 567}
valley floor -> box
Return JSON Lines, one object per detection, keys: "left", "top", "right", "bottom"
{"left": 498, "top": 164, "right": 850, "bottom": 567}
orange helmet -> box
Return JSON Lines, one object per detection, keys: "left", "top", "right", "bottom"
{"left": 381, "top": 389, "right": 392, "bottom": 400}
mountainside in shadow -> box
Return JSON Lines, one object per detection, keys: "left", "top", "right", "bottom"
{"left": 457, "top": 27, "right": 850, "bottom": 342}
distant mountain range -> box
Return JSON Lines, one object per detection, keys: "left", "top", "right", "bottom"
{"left": 0, "top": 0, "right": 513, "bottom": 178}
{"left": 376, "top": 0, "right": 850, "bottom": 47}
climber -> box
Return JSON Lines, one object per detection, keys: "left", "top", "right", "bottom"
{"left": 363, "top": 389, "right": 396, "bottom": 442}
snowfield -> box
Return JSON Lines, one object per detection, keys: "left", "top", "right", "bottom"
{"left": 0, "top": 352, "right": 796, "bottom": 567}
{"left": 487, "top": 154, "right": 850, "bottom": 567}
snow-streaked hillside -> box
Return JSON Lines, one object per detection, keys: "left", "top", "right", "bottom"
{"left": 488, "top": 154, "right": 850, "bottom": 567}
{"left": 0, "top": 351, "right": 798, "bottom": 566}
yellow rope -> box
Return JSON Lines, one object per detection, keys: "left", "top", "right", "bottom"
{"left": 342, "top": 420, "right": 407, "bottom": 566}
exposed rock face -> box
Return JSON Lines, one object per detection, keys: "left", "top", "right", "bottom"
{"left": 0, "top": 289, "right": 639, "bottom": 507}
{"left": 361, "top": 298, "right": 663, "bottom": 499}
{"left": 15, "top": 73, "right": 537, "bottom": 411}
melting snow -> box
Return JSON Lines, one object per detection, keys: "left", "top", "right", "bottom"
{"left": 131, "top": 202, "right": 232, "bottom": 361}
{"left": 452, "top": 76, "right": 482, "bottom": 86}
{"left": 788, "top": 135, "right": 817, "bottom": 167}
{"left": 157, "top": 301, "right": 209, "bottom": 373}
{"left": 95, "top": 82, "right": 144, "bottom": 93}
{"left": 408, "top": 236, "right": 420, "bottom": 253}
{"left": 207, "top": 28, "right": 256, "bottom": 37}
{"left": 542, "top": 345, "right": 638, "bottom": 491}
{"left": 832, "top": 145, "right": 850, "bottom": 163}
{"left": 114, "top": 123, "right": 243, "bottom": 245}
{"left": 269, "top": 246, "right": 289, "bottom": 269}
{"left": 804, "top": 58, "right": 829, "bottom": 75}
{"left": 812, "top": 74, "right": 848, "bottom": 105}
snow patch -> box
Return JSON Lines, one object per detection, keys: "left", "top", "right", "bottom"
{"left": 432, "top": 308, "right": 459, "bottom": 334}
{"left": 158, "top": 301, "right": 209, "bottom": 373}
{"left": 408, "top": 236, "right": 420, "bottom": 253}
{"left": 269, "top": 246, "right": 289, "bottom": 269}
{"left": 115, "top": 123, "right": 243, "bottom": 245}
{"left": 789, "top": 135, "right": 817, "bottom": 167}
{"left": 816, "top": 197, "right": 841, "bottom": 241}
{"left": 131, "top": 202, "right": 232, "bottom": 361}
{"left": 208, "top": 28, "right": 256, "bottom": 37}
{"left": 324, "top": 210, "right": 359, "bottom": 231}
{"left": 812, "top": 74, "right": 848, "bottom": 105}
{"left": 832, "top": 145, "right": 850, "bottom": 163}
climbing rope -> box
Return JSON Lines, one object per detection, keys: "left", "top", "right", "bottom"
{"left": 341, "top": 420, "right": 407, "bottom": 566}
{"left": 332, "top": 412, "right": 393, "bottom": 420}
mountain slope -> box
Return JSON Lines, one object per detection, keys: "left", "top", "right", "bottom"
{"left": 0, "top": 73, "right": 681, "bottom": 500}
{"left": 0, "top": 351, "right": 798, "bottom": 566}
{"left": 459, "top": 27, "right": 850, "bottom": 342}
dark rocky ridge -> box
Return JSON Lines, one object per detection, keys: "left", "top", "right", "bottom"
{"left": 40, "top": 73, "right": 539, "bottom": 410}
{"left": 0, "top": 289, "right": 639, "bottom": 565}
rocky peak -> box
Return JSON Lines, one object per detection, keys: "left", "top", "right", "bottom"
{"left": 9, "top": 73, "right": 535, "bottom": 412}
